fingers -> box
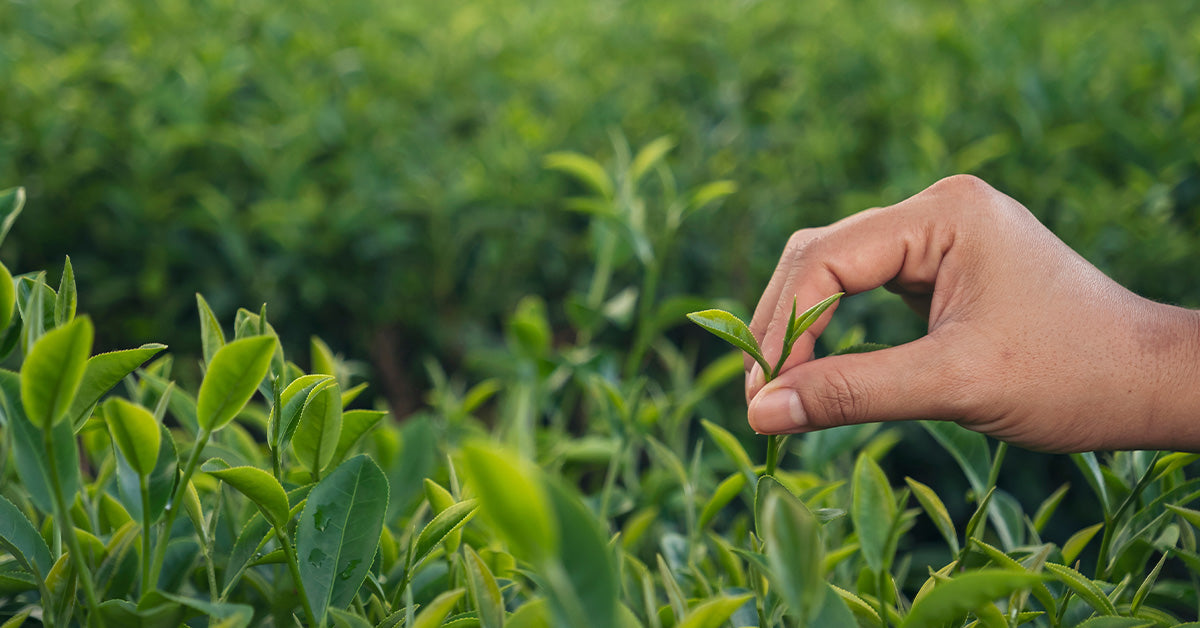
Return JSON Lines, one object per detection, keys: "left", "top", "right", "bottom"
{"left": 748, "top": 336, "right": 969, "bottom": 433}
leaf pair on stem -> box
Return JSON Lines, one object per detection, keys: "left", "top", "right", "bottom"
{"left": 687, "top": 293, "right": 842, "bottom": 476}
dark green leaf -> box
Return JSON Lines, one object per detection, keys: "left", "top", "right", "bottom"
{"left": 0, "top": 494, "right": 53, "bottom": 578}
{"left": 1071, "top": 452, "right": 1112, "bottom": 516}
{"left": 297, "top": 455, "right": 389, "bottom": 625}
{"left": 115, "top": 423, "right": 178, "bottom": 524}
{"left": 195, "top": 293, "right": 226, "bottom": 367}
{"left": 0, "top": 187, "right": 25, "bottom": 248}
{"left": 0, "top": 369, "right": 79, "bottom": 515}
{"left": 331, "top": 409, "right": 386, "bottom": 467}
{"left": 699, "top": 472, "right": 746, "bottom": 530}
{"left": 543, "top": 477, "right": 619, "bottom": 628}
{"left": 272, "top": 374, "right": 334, "bottom": 452}
{"left": 761, "top": 478, "right": 825, "bottom": 623}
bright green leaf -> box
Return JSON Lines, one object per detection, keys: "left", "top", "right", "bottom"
{"left": 1043, "top": 562, "right": 1117, "bottom": 616}
{"left": 68, "top": 343, "right": 167, "bottom": 430}
{"left": 460, "top": 443, "right": 557, "bottom": 564}
{"left": 291, "top": 379, "right": 343, "bottom": 475}
{"left": 412, "top": 499, "right": 478, "bottom": 567}
{"left": 906, "top": 477, "right": 959, "bottom": 555}
{"left": 205, "top": 464, "right": 291, "bottom": 528}
{"left": 196, "top": 336, "right": 275, "bottom": 431}
{"left": 411, "top": 589, "right": 466, "bottom": 628}
{"left": 686, "top": 309, "right": 769, "bottom": 374}
{"left": 630, "top": 136, "right": 675, "bottom": 183}
{"left": 1062, "top": 522, "right": 1104, "bottom": 565}
{"left": 465, "top": 544, "right": 504, "bottom": 628}
{"left": 0, "top": 262, "right": 14, "bottom": 333}
{"left": 104, "top": 398, "right": 161, "bottom": 477}
{"left": 331, "top": 409, "right": 386, "bottom": 466}
{"left": 675, "top": 594, "right": 754, "bottom": 628}
{"left": 20, "top": 315, "right": 93, "bottom": 429}
{"left": 900, "top": 570, "right": 1044, "bottom": 628}
{"left": 55, "top": 256, "right": 75, "bottom": 326}
{"left": 852, "top": 453, "right": 898, "bottom": 572}
{"left": 0, "top": 187, "right": 25, "bottom": 248}
{"left": 699, "top": 472, "right": 746, "bottom": 530}
{"left": 196, "top": 294, "right": 226, "bottom": 367}
{"left": 544, "top": 152, "right": 613, "bottom": 199}
{"left": 761, "top": 478, "right": 825, "bottom": 624}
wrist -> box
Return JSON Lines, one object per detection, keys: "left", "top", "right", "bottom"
{"left": 1143, "top": 303, "right": 1200, "bottom": 451}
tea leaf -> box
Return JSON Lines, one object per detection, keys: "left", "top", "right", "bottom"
{"left": 687, "top": 180, "right": 738, "bottom": 213}
{"left": 411, "top": 588, "right": 466, "bottom": 628}
{"left": 1071, "top": 452, "right": 1112, "bottom": 516}
{"left": 55, "top": 255, "right": 76, "bottom": 326}
{"left": 460, "top": 443, "right": 558, "bottom": 564}
{"left": 413, "top": 499, "right": 478, "bottom": 568}
{"left": 788, "top": 293, "right": 843, "bottom": 347}
{"left": 1130, "top": 553, "right": 1168, "bottom": 615}
{"left": 544, "top": 152, "right": 613, "bottom": 199}
{"left": 543, "top": 477, "right": 619, "bottom": 628}
{"left": 0, "top": 262, "right": 13, "bottom": 333}
{"left": 331, "top": 409, "right": 387, "bottom": 467}
{"left": 104, "top": 398, "right": 161, "bottom": 477}
{"left": 832, "top": 584, "right": 881, "bottom": 627}
{"left": 0, "top": 494, "right": 53, "bottom": 578}
{"left": 1043, "top": 562, "right": 1117, "bottom": 615}
{"left": 900, "top": 570, "right": 1044, "bottom": 628}
{"left": 297, "top": 455, "right": 389, "bottom": 625}
{"left": 68, "top": 343, "right": 167, "bottom": 430}
{"left": 1062, "top": 522, "right": 1104, "bottom": 565}
{"left": 685, "top": 309, "right": 770, "bottom": 374}
{"left": 114, "top": 422, "right": 178, "bottom": 524}
{"left": 197, "top": 336, "right": 276, "bottom": 431}
{"left": 310, "top": 336, "right": 338, "bottom": 378}
{"left": 906, "top": 477, "right": 959, "bottom": 555}
{"left": 205, "top": 465, "right": 291, "bottom": 528}
{"left": 761, "top": 478, "right": 825, "bottom": 623}
{"left": 852, "top": 453, "right": 898, "bottom": 572}
{"left": 968, "top": 538, "right": 1057, "bottom": 612}
{"left": 195, "top": 294, "right": 226, "bottom": 367}
{"left": 921, "top": 421, "right": 990, "bottom": 496}
{"left": 701, "top": 419, "right": 756, "bottom": 483}
{"left": 630, "top": 136, "right": 675, "bottom": 183}
{"left": 21, "top": 315, "right": 93, "bottom": 429}
{"left": 699, "top": 472, "right": 746, "bottom": 530}
{"left": 464, "top": 544, "right": 505, "bottom": 628}
{"left": 0, "top": 187, "right": 25, "bottom": 248}
{"left": 0, "top": 608, "right": 32, "bottom": 628}
{"left": 0, "top": 369, "right": 80, "bottom": 515}
{"left": 1032, "top": 483, "right": 1071, "bottom": 533}
{"left": 291, "top": 380, "right": 343, "bottom": 475}
{"left": 1070, "top": 617, "right": 1155, "bottom": 628}
{"left": 273, "top": 374, "right": 334, "bottom": 452}
{"left": 675, "top": 593, "right": 754, "bottom": 628}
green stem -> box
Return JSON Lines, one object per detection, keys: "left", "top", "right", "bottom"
{"left": 148, "top": 427, "right": 212, "bottom": 591}
{"left": 140, "top": 474, "right": 152, "bottom": 597}
{"left": 765, "top": 435, "right": 782, "bottom": 477}
{"left": 278, "top": 528, "right": 320, "bottom": 627}
{"left": 623, "top": 256, "right": 661, "bottom": 379}
{"left": 43, "top": 430, "right": 102, "bottom": 627}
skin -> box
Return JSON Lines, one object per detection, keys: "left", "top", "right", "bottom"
{"left": 744, "top": 175, "right": 1200, "bottom": 453}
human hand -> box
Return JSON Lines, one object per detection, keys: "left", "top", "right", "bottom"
{"left": 745, "top": 175, "right": 1200, "bottom": 452}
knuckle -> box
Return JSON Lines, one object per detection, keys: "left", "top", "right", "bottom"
{"left": 802, "top": 367, "right": 866, "bottom": 428}
{"left": 929, "top": 174, "right": 995, "bottom": 199}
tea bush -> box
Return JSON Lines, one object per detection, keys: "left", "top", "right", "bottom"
{"left": 5, "top": 167, "right": 1200, "bottom": 628}
{"left": 2, "top": 0, "right": 1198, "bottom": 410}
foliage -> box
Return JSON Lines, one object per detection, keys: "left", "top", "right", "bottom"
{"left": 2, "top": 0, "right": 1199, "bottom": 412}
{"left": 4, "top": 144, "right": 1200, "bottom": 628}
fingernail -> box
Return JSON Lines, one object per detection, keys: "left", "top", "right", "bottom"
{"left": 750, "top": 388, "right": 806, "bottom": 433}
{"left": 747, "top": 363, "right": 765, "bottom": 391}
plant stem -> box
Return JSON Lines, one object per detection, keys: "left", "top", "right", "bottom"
{"left": 765, "top": 435, "right": 782, "bottom": 477}
{"left": 140, "top": 474, "right": 152, "bottom": 597}
{"left": 623, "top": 255, "right": 661, "bottom": 379}
{"left": 278, "top": 528, "right": 320, "bottom": 627}
{"left": 43, "top": 430, "right": 102, "bottom": 627}
{"left": 148, "top": 426, "right": 212, "bottom": 591}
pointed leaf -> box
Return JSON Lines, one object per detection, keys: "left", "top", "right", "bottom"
{"left": 921, "top": 421, "right": 991, "bottom": 495}
{"left": 413, "top": 499, "right": 478, "bottom": 567}
{"left": 411, "top": 589, "right": 467, "bottom": 628}
{"left": 68, "top": 344, "right": 167, "bottom": 430}
{"left": 272, "top": 374, "right": 334, "bottom": 452}
{"left": 686, "top": 309, "right": 769, "bottom": 374}
{"left": 310, "top": 336, "right": 337, "bottom": 378}
{"left": 0, "top": 187, "right": 25, "bottom": 248}
{"left": 291, "top": 380, "right": 343, "bottom": 474}
{"left": 543, "top": 477, "right": 619, "bottom": 628}
{"left": 0, "top": 494, "right": 53, "bottom": 578}
{"left": 0, "top": 369, "right": 79, "bottom": 514}
{"left": 761, "top": 478, "right": 825, "bottom": 623}
{"left": 852, "top": 453, "right": 897, "bottom": 572}
{"left": 205, "top": 464, "right": 291, "bottom": 528}
{"left": 104, "top": 398, "right": 161, "bottom": 476}
{"left": 464, "top": 545, "right": 504, "bottom": 628}
{"left": 788, "top": 293, "right": 843, "bottom": 346}
{"left": 460, "top": 443, "right": 557, "bottom": 564}
{"left": 701, "top": 419, "right": 755, "bottom": 483}
{"left": 544, "top": 152, "right": 613, "bottom": 198}
{"left": 297, "top": 455, "right": 389, "bottom": 625}
{"left": 1071, "top": 619, "right": 1156, "bottom": 628}
{"left": 196, "top": 336, "right": 275, "bottom": 431}
{"left": 687, "top": 180, "right": 737, "bottom": 213}
{"left": 675, "top": 594, "right": 754, "bottom": 628}
{"left": 331, "top": 409, "right": 386, "bottom": 466}
{"left": 1043, "top": 562, "right": 1117, "bottom": 615}
{"left": 630, "top": 136, "right": 675, "bottom": 183}
{"left": 906, "top": 477, "right": 959, "bottom": 555}
{"left": 1071, "top": 452, "right": 1112, "bottom": 515}
{"left": 196, "top": 294, "right": 226, "bottom": 367}
{"left": 900, "top": 570, "right": 1044, "bottom": 628}
{"left": 0, "top": 262, "right": 13, "bottom": 335}
{"left": 21, "top": 316, "right": 93, "bottom": 428}
{"left": 1062, "top": 522, "right": 1104, "bottom": 565}
{"left": 55, "top": 256, "right": 76, "bottom": 326}
{"left": 699, "top": 472, "right": 746, "bottom": 530}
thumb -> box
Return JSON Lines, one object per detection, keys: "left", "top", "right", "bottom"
{"left": 747, "top": 337, "right": 969, "bottom": 433}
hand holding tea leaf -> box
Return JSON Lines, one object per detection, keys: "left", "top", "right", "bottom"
{"left": 688, "top": 293, "right": 841, "bottom": 475}
{"left": 744, "top": 175, "right": 1200, "bottom": 453}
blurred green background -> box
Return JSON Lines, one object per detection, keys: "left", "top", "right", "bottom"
{"left": 2, "top": 0, "right": 1198, "bottom": 413}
